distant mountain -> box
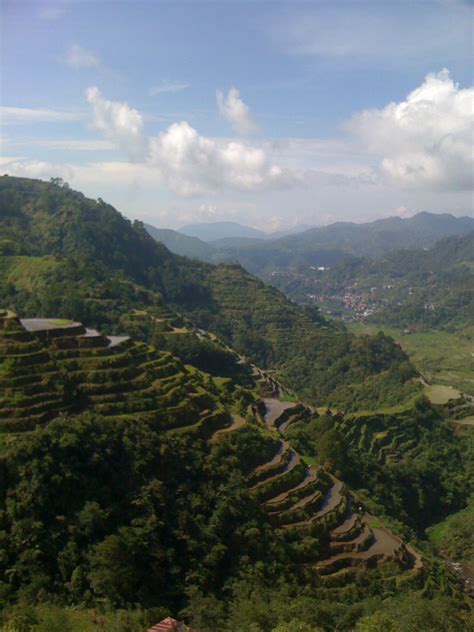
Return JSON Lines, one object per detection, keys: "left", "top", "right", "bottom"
{"left": 209, "top": 236, "right": 265, "bottom": 249}
{"left": 215, "top": 212, "right": 474, "bottom": 277}
{"left": 144, "top": 223, "right": 216, "bottom": 261}
{"left": 267, "top": 212, "right": 474, "bottom": 260}
{"left": 179, "top": 221, "right": 316, "bottom": 244}
{"left": 179, "top": 221, "right": 267, "bottom": 242}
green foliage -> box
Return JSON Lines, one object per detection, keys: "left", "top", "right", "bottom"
{"left": 426, "top": 496, "right": 474, "bottom": 564}
{"left": 354, "top": 593, "right": 473, "bottom": 632}
{"left": 339, "top": 400, "right": 471, "bottom": 528}
{"left": 0, "top": 414, "right": 281, "bottom": 610}
{"left": 0, "top": 176, "right": 418, "bottom": 410}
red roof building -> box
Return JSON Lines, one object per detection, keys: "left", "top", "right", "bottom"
{"left": 147, "top": 617, "right": 192, "bottom": 632}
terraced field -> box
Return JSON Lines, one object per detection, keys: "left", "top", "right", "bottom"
{"left": 204, "top": 264, "right": 334, "bottom": 359}
{"left": 0, "top": 308, "right": 423, "bottom": 587}
{"left": 332, "top": 410, "right": 426, "bottom": 464}
{"left": 0, "top": 310, "right": 230, "bottom": 435}
{"left": 0, "top": 310, "right": 70, "bottom": 431}
{"left": 207, "top": 376, "right": 424, "bottom": 585}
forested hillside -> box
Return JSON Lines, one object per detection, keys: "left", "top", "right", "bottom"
{"left": 0, "top": 176, "right": 419, "bottom": 411}
{"left": 0, "top": 309, "right": 472, "bottom": 631}
{"left": 273, "top": 232, "right": 474, "bottom": 330}
{"left": 144, "top": 224, "right": 216, "bottom": 262}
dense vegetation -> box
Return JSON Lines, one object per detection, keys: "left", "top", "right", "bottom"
{"left": 268, "top": 231, "right": 474, "bottom": 331}
{"left": 0, "top": 176, "right": 419, "bottom": 411}
{"left": 0, "top": 176, "right": 472, "bottom": 630}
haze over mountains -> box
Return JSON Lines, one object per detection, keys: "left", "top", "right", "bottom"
{"left": 145, "top": 212, "right": 474, "bottom": 277}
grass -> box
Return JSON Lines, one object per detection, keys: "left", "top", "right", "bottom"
{"left": 0, "top": 255, "right": 58, "bottom": 291}
{"left": 426, "top": 497, "right": 474, "bottom": 576}
{"left": 349, "top": 392, "right": 422, "bottom": 418}
{"left": 367, "top": 518, "right": 384, "bottom": 529}
{"left": 452, "top": 416, "right": 474, "bottom": 426}
{"left": 280, "top": 393, "right": 299, "bottom": 402}
{"left": 347, "top": 323, "right": 474, "bottom": 396}
{"left": 424, "top": 384, "right": 461, "bottom": 405}
{"left": 48, "top": 318, "right": 74, "bottom": 326}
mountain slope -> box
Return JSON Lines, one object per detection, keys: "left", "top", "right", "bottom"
{"left": 213, "top": 212, "right": 474, "bottom": 277}
{"left": 0, "top": 176, "right": 418, "bottom": 410}
{"left": 144, "top": 223, "right": 217, "bottom": 261}
{"left": 0, "top": 178, "right": 471, "bottom": 630}
{"left": 179, "top": 220, "right": 267, "bottom": 242}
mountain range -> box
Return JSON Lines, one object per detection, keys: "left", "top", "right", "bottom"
{"left": 145, "top": 213, "right": 474, "bottom": 277}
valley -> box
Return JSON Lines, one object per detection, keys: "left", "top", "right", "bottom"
{"left": 0, "top": 177, "right": 472, "bottom": 631}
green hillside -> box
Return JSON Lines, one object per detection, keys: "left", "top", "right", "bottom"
{"left": 1, "top": 177, "right": 471, "bottom": 629}
{"left": 0, "top": 309, "right": 238, "bottom": 434}
{"left": 144, "top": 224, "right": 216, "bottom": 261}
{"left": 0, "top": 176, "right": 419, "bottom": 411}
{"left": 1, "top": 313, "right": 449, "bottom": 629}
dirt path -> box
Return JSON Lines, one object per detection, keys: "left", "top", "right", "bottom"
{"left": 262, "top": 397, "right": 296, "bottom": 430}
{"left": 211, "top": 414, "right": 246, "bottom": 440}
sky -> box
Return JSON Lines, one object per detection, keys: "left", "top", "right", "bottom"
{"left": 1, "top": 0, "right": 473, "bottom": 231}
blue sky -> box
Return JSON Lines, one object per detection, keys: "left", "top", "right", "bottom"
{"left": 1, "top": 0, "right": 473, "bottom": 230}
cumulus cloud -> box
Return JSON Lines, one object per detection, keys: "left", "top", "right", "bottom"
{"left": 149, "top": 81, "right": 190, "bottom": 96}
{"left": 85, "top": 87, "right": 147, "bottom": 160}
{"left": 67, "top": 44, "right": 99, "bottom": 68}
{"left": 347, "top": 69, "right": 474, "bottom": 190}
{"left": 216, "top": 87, "right": 259, "bottom": 136}
{"left": 148, "top": 121, "right": 293, "bottom": 196}
{"left": 84, "top": 87, "right": 294, "bottom": 195}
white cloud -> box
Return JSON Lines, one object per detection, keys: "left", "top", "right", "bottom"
{"left": 0, "top": 106, "right": 82, "bottom": 124}
{"left": 393, "top": 206, "right": 414, "bottom": 219}
{"left": 0, "top": 158, "right": 74, "bottom": 181}
{"left": 85, "top": 87, "right": 295, "bottom": 195}
{"left": 148, "top": 121, "right": 294, "bottom": 196}
{"left": 216, "top": 87, "right": 259, "bottom": 136}
{"left": 67, "top": 44, "right": 99, "bottom": 69}
{"left": 85, "top": 87, "right": 146, "bottom": 161}
{"left": 149, "top": 81, "right": 190, "bottom": 96}
{"left": 347, "top": 69, "right": 474, "bottom": 191}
